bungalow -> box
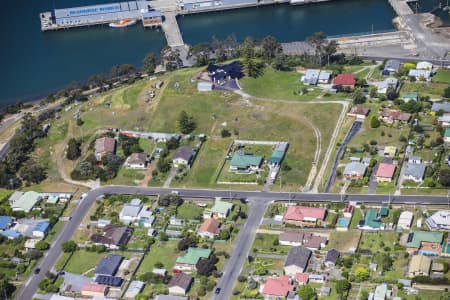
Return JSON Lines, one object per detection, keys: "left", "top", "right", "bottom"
{"left": 375, "top": 163, "right": 396, "bottom": 182}
{"left": 437, "top": 114, "right": 450, "bottom": 127}
{"left": 125, "top": 281, "right": 145, "bottom": 299}
{"left": 10, "top": 191, "right": 42, "bottom": 213}
{"left": 0, "top": 216, "right": 13, "bottom": 231}
{"left": 197, "top": 218, "right": 220, "bottom": 239}
{"left": 172, "top": 146, "right": 194, "bottom": 168}
{"left": 211, "top": 199, "right": 233, "bottom": 219}
{"left": 397, "top": 211, "right": 413, "bottom": 230}
{"left": 174, "top": 247, "right": 212, "bottom": 271}
{"left": 324, "top": 249, "right": 340, "bottom": 268}
{"left": 279, "top": 231, "right": 304, "bottom": 247}
{"left": 343, "top": 162, "right": 367, "bottom": 179}
{"left": 408, "top": 255, "right": 431, "bottom": 277}
{"left": 406, "top": 231, "right": 443, "bottom": 255}
{"left": 347, "top": 107, "right": 370, "bottom": 119}
{"left": 332, "top": 73, "right": 356, "bottom": 89}
{"left": 377, "top": 78, "right": 399, "bottom": 94}
{"left": 91, "top": 225, "right": 132, "bottom": 249}
{"left": 432, "top": 102, "right": 450, "bottom": 113}
{"left": 401, "top": 92, "right": 419, "bottom": 102}
{"left": 372, "top": 284, "right": 389, "bottom": 300}
{"left": 32, "top": 221, "right": 49, "bottom": 239}
{"left": 301, "top": 69, "right": 321, "bottom": 85}
{"left": 94, "top": 137, "right": 116, "bottom": 161}
{"left": 416, "top": 61, "right": 433, "bottom": 70}
{"left": 426, "top": 210, "right": 450, "bottom": 230}
{"left": 379, "top": 109, "right": 411, "bottom": 124}
{"left": 295, "top": 273, "right": 309, "bottom": 285}
{"left": 81, "top": 283, "right": 109, "bottom": 298}
{"left": 95, "top": 254, "right": 124, "bottom": 276}
{"left": 168, "top": 272, "right": 193, "bottom": 296}
{"left": 404, "top": 163, "right": 426, "bottom": 183}
{"left": 358, "top": 209, "right": 384, "bottom": 230}
{"left": 408, "top": 69, "right": 431, "bottom": 81}
{"left": 262, "top": 276, "right": 295, "bottom": 298}
{"left": 303, "top": 234, "right": 327, "bottom": 250}
{"left": 124, "top": 153, "right": 149, "bottom": 169}
{"left": 283, "top": 206, "right": 327, "bottom": 227}
{"left": 284, "top": 246, "right": 312, "bottom": 275}
{"left": 445, "top": 128, "right": 450, "bottom": 143}
{"left": 229, "top": 152, "right": 263, "bottom": 173}
{"left": 119, "top": 199, "right": 153, "bottom": 227}
{"left": 382, "top": 59, "right": 401, "bottom": 75}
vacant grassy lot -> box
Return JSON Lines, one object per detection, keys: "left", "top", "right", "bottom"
{"left": 252, "top": 233, "right": 291, "bottom": 255}
{"left": 137, "top": 240, "right": 181, "bottom": 275}
{"left": 327, "top": 231, "right": 361, "bottom": 253}
{"left": 401, "top": 82, "right": 447, "bottom": 98}
{"left": 359, "top": 231, "right": 401, "bottom": 254}
{"left": 177, "top": 202, "right": 204, "bottom": 220}
{"left": 239, "top": 68, "right": 322, "bottom": 101}
{"left": 433, "top": 69, "right": 450, "bottom": 84}
{"left": 63, "top": 250, "right": 130, "bottom": 275}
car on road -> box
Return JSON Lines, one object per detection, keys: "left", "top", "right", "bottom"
{"left": 215, "top": 288, "right": 221, "bottom": 294}
{"left": 34, "top": 268, "right": 40, "bottom": 274}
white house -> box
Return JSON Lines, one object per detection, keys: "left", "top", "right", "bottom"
{"left": 377, "top": 78, "right": 398, "bottom": 94}
{"left": 416, "top": 61, "right": 433, "bottom": 70}
{"left": 397, "top": 211, "right": 413, "bottom": 230}
{"left": 124, "top": 153, "right": 149, "bottom": 169}
{"left": 119, "top": 199, "right": 153, "bottom": 226}
{"left": 408, "top": 69, "right": 431, "bottom": 81}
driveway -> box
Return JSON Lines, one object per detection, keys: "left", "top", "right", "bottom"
{"left": 368, "top": 163, "right": 379, "bottom": 194}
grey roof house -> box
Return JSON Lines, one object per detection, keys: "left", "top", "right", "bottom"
{"left": 284, "top": 246, "right": 312, "bottom": 275}
{"left": 324, "top": 249, "right": 340, "bottom": 267}
{"left": 343, "top": 162, "right": 367, "bottom": 179}
{"left": 432, "top": 102, "right": 450, "bottom": 113}
{"left": 404, "top": 163, "right": 426, "bottom": 183}
{"left": 95, "top": 254, "right": 124, "bottom": 276}
{"left": 172, "top": 146, "right": 194, "bottom": 167}
{"left": 383, "top": 59, "right": 401, "bottom": 75}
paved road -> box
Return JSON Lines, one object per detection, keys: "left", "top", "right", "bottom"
{"left": 16, "top": 185, "right": 450, "bottom": 300}
{"left": 324, "top": 121, "right": 362, "bottom": 192}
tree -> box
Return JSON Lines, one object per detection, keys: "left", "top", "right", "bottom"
{"left": 261, "top": 36, "right": 281, "bottom": 60}
{"left": 386, "top": 86, "right": 398, "bottom": 100}
{"left": 158, "top": 194, "right": 183, "bottom": 207}
{"left": 370, "top": 115, "right": 380, "bottom": 128}
{"left": 35, "top": 241, "right": 50, "bottom": 251}
{"left": 298, "top": 284, "right": 316, "bottom": 300}
{"left": 440, "top": 169, "right": 450, "bottom": 187}
{"left": 221, "top": 129, "right": 231, "bottom": 138}
{"left": 335, "top": 279, "right": 350, "bottom": 296}
{"left": 353, "top": 88, "right": 366, "bottom": 104}
{"left": 243, "top": 58, "right": 263, "bottom": 78}
{"left": 443, "top": 85, "right": 450, "bottom": 98}
{"left": 178, "top": 111, "right": 197, "bottom": 134}
{"left": 178, "top": 236, "right": 197, "bottom": 250}
{"left": 76, "top": 118, "right": 84, "bottom": 126}
{"left": 166, "top": 137, "right": 179, "bottom": 150}
{"left": 67, "top": 138, "right": 82, "bottom": 160}
{"left": 19, "top": 163, "right": 46, "bottom": 184}
{"left": 61, "top": 240, "right": 78, "bottom": 253}
{"left": 369, "top": 87, "right": 377, "bottom": 98}
{"left": 354, "top": 267, "right": 369, "bottom": 281}
{"left": 196, "top": 257, "right": 217, "bottom": 276}
{"left": 374, "top": 253, "right": 393, "bottom": 272}
{"left": 241, "top": 37, "right": 255, "bottom": 60}
{"left": 143, "top": 53, "right": 157, "bottom": 74}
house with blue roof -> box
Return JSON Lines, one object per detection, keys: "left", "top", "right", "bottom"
{"left": 0, "top": 229, "right": 21, "bottom": 239}
{"left": 33, "top": 221, "right": 50, "bottom": 239}
{"left": 0, "top": 216, "right": 13, "bottom": 231}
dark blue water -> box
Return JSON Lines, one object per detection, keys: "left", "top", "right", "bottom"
{"left": 0, "top": 0, "right": 395, "bottom": 105}
{"left": 409, "top": 0, "right": 450, "bottom": 24}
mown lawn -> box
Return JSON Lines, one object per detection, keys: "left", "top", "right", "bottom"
{"left": 177, "top": 202, "right": 204, "bottom": 220}
{"left": 63, "top": 250, "right": 131, "bottom": 275}
{"left": 433, "top": 69, "right": 450, "bottom": 84}
{"left": 137, "top": 240, "right": 181, "bottom": 275}
{"left": 359, "top": 231, "right": 400, "bottom": 254}
{"left": 401, "top": 82, "right": 447, "bottom": 98}
{"left": 327, "top": 231, "right": 361, "bottom": 253}
{"left": 252, "top": 233, "right": 291, "bottom": 255}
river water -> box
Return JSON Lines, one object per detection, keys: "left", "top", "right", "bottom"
{"left": 0, "top": 0, "right": 396, "bottom": 105}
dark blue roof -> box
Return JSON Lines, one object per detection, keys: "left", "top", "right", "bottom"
{"left": 0, "top": 216, "right": 13, "bottom": 230}
{"left": 95, "top": 275, "right": 123, "bottom": 287}
{"left": 207, "top": 61, "right": 243, "bottom": 80}
{"left": 95, "top": 254, "right": 124, "bottom": 276}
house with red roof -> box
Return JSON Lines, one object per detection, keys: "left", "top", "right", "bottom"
{"left": 95, "top": 137, "right": 116, "bottom": 161}
{"left": 283, "top": 206, "right": 327, "bottom": 227}
{"left": 262, "top": 276, "right": 295, "bottom": 298}
{"left": 197, "top": 218, "right": 221, "bottom": 239}
{"left": 332, "top": 73, "right": 356, "bottom": 89}
{"left": 376, "top": 163, "right": 396, "bottom": 182}
{"left": 343, "top": 205, "right": 354, "bottom": 218}
{"left": 295, "top": 273, "right": 310, "bottom": 285}
{"left": 81, "top": 283, "right": 109, "bottom": 298}
{"left": 347, "top": 107, "right": 370, "bottom": 120}
{"left": 378, "top": 108, "right": 411, "bottom": 124}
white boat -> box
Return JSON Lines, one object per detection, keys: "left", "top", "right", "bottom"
{"left": 109, "top": 19, "right": 137, "bottom": 28}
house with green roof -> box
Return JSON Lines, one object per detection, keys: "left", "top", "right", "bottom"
{"left": 401, "top": 92, "right": 419, "bottom": 102}
{"left": 445, "top": 128, "right": 450, "bottom": 143}
{"left": 268, "top": 142, "right": 288, "bottom": 166}
{"left": 174, "top": 247, "right": 212, "bottom": 271}
{"left": 379, "top": 207, "right": 389, "bottom": 217}
{"left": 10, "top": 191, "right": 42, "bottom": 213}
{"left": 442, "top": 240, "right": 450, "bottom": 257}
{"left": 358, "top": 209, "right": 384, "bottom": 230}
{"left": 211, "top": 199, "right": 233, "bottom": 219}
{"left": 229, "top": 152, "right": 262, "bottom": 173}
{"left": 406, "top": 231, "right": 443, "bottom": 255}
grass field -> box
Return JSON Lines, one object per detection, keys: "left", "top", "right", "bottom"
{"left": 327, "top": 231, "right": 361, "bottom": 253}
{"left": 239, "top": 68, "right": 322, "bottom": 101}
{"left": 137, "top": 240, "right": 181, "bottom": 275}
{"left": 177, "top": 202, "right": 204, "bottom": 220}
{"left": 252, "top": 233, "right": 291, "bottom": 255}
{"left": 359, "top": 231, "right": 400, "bottom": 254}
{"left": 401, "top": 82, "right": 447, "bottom": 98}
{"left": 433, "top": 69, "right": 450, "bottom": 84}
{"left": 63, "top": 250, "right": 132, "bottom": 275}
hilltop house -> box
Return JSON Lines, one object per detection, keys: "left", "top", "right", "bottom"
{"left": 283, "top": 206, "right": 327, "bottom": 227}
